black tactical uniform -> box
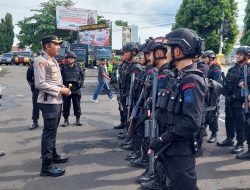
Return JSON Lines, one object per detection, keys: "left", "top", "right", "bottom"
{"left": 118, "top": 43, "right": 143, "bottom": 141}
{"left": 27, "top": 63, "right": 40, "bottom": 130}
{"left": 236, "top": 46, "right": 250, "bottom": 160}
{"left": 202, "top": 50, "right": 222, "bottom": 143}
{"left": 195, "top": 61, "right": 209, "bottom": 156}
{"left": 217, "top": 63, "right": 245, "bottom": 154}
{"left": 126, "top": 40, "right": 158, "bottom": 169}
{"left": 61, "top": 51, "right": 84, "bottom": 127}
{"left": 144, "top": 28, "right": 206, "bottom": 190}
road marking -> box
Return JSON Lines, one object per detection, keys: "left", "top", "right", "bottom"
{"left": 219, "top": 118, "right": 225, "bottom": 122}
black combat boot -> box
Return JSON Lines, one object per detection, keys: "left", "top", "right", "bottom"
{"left": 29, "top": 120, "right": 39, "bottom": 130}
{"left": 123, "top": 143, "right": 134, "bottom": 150}
{"left": 62, "top": 118, "right": 69, "bottom": 127}
{"left": 236, "top": 149, "right": 250, "bottom": 160}
{"left": 217, "top": 138, "right": 234, "bottom": 147}
{"left": 0, "top": 150, "right": 6, "bottom": 157}
{"left": 141, "top": 179, "right": 162, "bottom": 190}
{"left": 40, "top": 160, "right": 65, "bottom": 177}
{"left": 125, "top": 151, "right": 141, "bottom": 161}
{"left": 53, "top": 154, "right": 69, "bottom": 164}
{"left": 76, "top": 117, "right": 82, "bottom": 126}
{"left": 117, "top": 133, "right": 126, "bottom": 139}
{"left": 131, "top": 156, "right": 148, "bottom": 168}
{"left": 231, "top": 143, "right": 244, "bottom": 154}
{"left": 137, "top": 168, "right": 154, "bottom": 184}
{"left": 121, "top": 138, "right": 132, "bottom": 146}
{"left": 114, "top": 124, "right": 124, "bottom": 129}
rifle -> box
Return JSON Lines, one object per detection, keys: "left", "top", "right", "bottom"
{"left": 242, "top": 64, "right": 249, "bottom": 113}
{"left": 146, "top": 72, "right": 158, "bottom": 174}
{"left": 127, "top": 73, "right": 135, "bottom": 122}
{"left": 116, "top": 69, "right": 123, "bottom": 111}
{"left": 126, "top": 75, "right": 151, "bottom": 139}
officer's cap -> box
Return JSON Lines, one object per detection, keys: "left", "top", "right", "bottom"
{"left": 42, "top": 35, "right": 63, "bottom": 45}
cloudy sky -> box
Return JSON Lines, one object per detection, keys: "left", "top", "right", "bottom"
{"left": 0, "top": 0, "right": 246, "bottom": 46}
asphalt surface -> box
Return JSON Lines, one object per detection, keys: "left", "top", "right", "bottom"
{"left": 0, "top": 65, "right": 250, "bottom": 190}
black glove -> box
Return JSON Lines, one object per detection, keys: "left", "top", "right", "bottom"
{"left": 149, "top": 138, "right": 162, "bottom": 150}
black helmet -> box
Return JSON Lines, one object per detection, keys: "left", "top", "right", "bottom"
{"left": 128, "top": 42, "right": 140, "bottom": 53}
{"left": 140, "top": 43, "right": 149, "bottom": 53}
{"left": 149, "top": 40, "right": 167, "bottom": 53}
{"left": 165, "top": 28, "right": 205, "bottom": 58}
{"left": 202, "top": 50, "right": 216, "bottom": 59}
{"left": 236, "top": 46, "right": 250, "bottom": 56}
{"left": 122, "top": 44, "right": 130, "bottom": 52}
{"left": 65, "top": 51, "right": 77, "bottom": 58}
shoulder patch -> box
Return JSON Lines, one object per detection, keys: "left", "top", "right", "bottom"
{"left": 158, "top": 74, "right": 167, "bottom": 79}
{"left": 181, "top": 83, "right": 195, "bottom": 91}
{"left": 146, "top": 69, "right": 154, "bottom": 74}
{"left": 213, "top": 69, "right": 220, "bottom": 73}
{"left": 184, "top": 89, "right": 193, "bottom": 103}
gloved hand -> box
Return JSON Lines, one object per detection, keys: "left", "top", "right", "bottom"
{"left": 149, "top": 138, "right": 162, "bottom": 150}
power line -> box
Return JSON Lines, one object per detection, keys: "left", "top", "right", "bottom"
{"left": 99, "top": 11, "right": 176, "bottom": 16}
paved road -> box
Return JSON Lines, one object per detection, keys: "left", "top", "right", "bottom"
{"left": 0, "top": 65, "right": 250, "bottom": 190}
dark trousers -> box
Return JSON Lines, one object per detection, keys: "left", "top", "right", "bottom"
{"left": 244, "top": 114, "right": 250, "bottom": 147}
{"left": 38, "top": 104, "right": 62, "bottom": 161}
{"left": 119, "top": 108, "right": 126, "bottom": 125}
{"left": 121, "top": 97, "right": 128, "bottom": 128}
{"left": 63, "top": 94, "right": 81, "bottom": 118}
{"left": 196, "top": 123, "right": 206, "bottom": 151}
{"left": 161, "top": 155, "right": 198, "bottom": 190}
{"left": 32, "top": 90, "right": 40, "bottom": 121}
{"left": 205, "top": 109, "right": 219, "bottom": 136}
{"left": 225, "top": 106, "right": 245, "bottom": 143}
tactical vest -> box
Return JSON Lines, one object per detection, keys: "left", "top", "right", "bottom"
{"left": 156, "top": 69, "right": 204, "bottom": 128}
{"left": 225, "top": 64, "right": 243, "bottom": 98}
{"left": 62, "top": 64, "right": 81, "bottom": 83}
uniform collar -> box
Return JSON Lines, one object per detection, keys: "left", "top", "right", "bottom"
{"left": 180, "top": 63, "right": 196, "bottom": 72}
{"left": 40, "top": 50, "right": 57, "bottom": 63}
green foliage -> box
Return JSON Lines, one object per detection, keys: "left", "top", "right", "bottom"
{"left": 115, "top": 20, "right": 128, "bottom": 27}
{"left": 97, "top": 15, "right": 110, "bottom": 24}
{"left": 17, "top": 0, "right": 77, "bottom": 52}
{"left": 174, "top": 0, "right": 238, "bottom": 54}
{"left": 240, "top": 0, "right": 250, "bottom": 45}
{"left": 0, "top": 13, "right": 14, "bottom": 54}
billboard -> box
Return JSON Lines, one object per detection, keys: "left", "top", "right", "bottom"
{"left": 94, "top": 46, "right": 112, "bottom": 60}
{"left": 56, "top": 6, "right": 97, "bottom": 30}
{"left": 79, "top": 29, "right": 110, "bottom": 48}
{"left": 122, "top": 27, "right": 131, "bottom": 46}
{"left": 79, "top": 23, "right": 109, "bottom": 31}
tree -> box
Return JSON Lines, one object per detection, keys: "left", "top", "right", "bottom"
{"left": 97, "top": 15, "right": 110, "bottom": 24}
{"left": 17, "top": 0, "right": 77, "bottom": 52}
{"left": 174, "top": 0, "right": 238, "bottom": 54}
{"left": 115, "top": 20, "right": 128, "bottom": 27}
{"left": 0, "top": 13, "right": 14, "bottom": 53}
{"left": 240, "top": 0, "right": 250, "bottom": 45}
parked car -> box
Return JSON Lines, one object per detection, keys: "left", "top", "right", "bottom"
{"left": 0, "top": 53, "right": 15, "bottom": 65}
{"left": 15, "top": 51, "right": 33, "bottom": 66}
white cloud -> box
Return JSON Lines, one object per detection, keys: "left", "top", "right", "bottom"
{"left": 0, "top": 0, "right": 245, "bottom": 46}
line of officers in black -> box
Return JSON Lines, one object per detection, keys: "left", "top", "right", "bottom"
{"left": 26, "top": 51, "right": 85, "bottom": 130}
{"left": 113, "top": 28, "right": 250, "bottom": 190}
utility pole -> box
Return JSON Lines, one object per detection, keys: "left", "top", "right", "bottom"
{"left": 219, "top": 11, "right": 225, "bottom": 54}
